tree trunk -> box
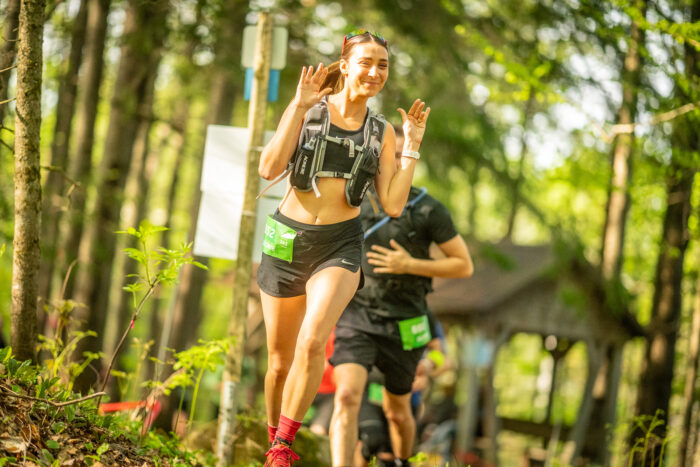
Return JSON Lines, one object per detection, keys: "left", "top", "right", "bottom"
{"left": 584, "top": 3, "right": 645, "bottom": 464}
{"left": 600, "top": 0, "right": 645, "bottom": 281}
{"left": 145, "top": 42, "right": 198, "bottom": 385}
{"left": 633, "top": 1, "right": 698, "bottom": 462}
{"left": 166, "top": 0, "right": 243, "bottom": 357}
{"left": 0, "top": 0, "right": 20, "bottom": 133}
{"left": 55, "top": 0, "right": 110, "bottom": 302}
{"left": 38, "top": 0, "right": 88, "bottom": 320}
{"left": 102, "top": 59, "right": 159, "bottom": 400}
{"left": 142, "top": 0, "right": 206, "bottom": 383}
{"left": 681, "top": 269, "right": 700, "bottom": 466}
{"left": 633, "top": 166, "right": 693, "bottom": 462}
{"left": 153, "top": 0, "right": 245, "bottom": 430}
{"left": 10, "top": 0, "right": 45, "bottom": 363}
{"left": 72, "top": 0, "right": 169, "bottom": 392}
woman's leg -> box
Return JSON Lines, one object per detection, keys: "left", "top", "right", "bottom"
{"left": 280, "top": 267, "right": 361, "bottom": 420}
{"left": 261, "top": 291, "right": 306, "bottom": 428}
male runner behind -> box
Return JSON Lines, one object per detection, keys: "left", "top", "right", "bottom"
{"left": 328, "top": 126, "right": 473, "bottom": 467}
{"left": 355, "top": 313, "right": 452, "bottom": 467}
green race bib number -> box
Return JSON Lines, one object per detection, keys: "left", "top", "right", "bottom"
{"left": 368, "top": 382, "right": 384, "bottom": 405}
{"left": 398, "top": 315, "right": 432, "bottom": 351}
{"left": 262, "top": 216, "right": 297, "bottom": 263}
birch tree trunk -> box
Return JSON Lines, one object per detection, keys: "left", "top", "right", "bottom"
{"left": 10, "top": 0, "right": 45, "bottom": 363}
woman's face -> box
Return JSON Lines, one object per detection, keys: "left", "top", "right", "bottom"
{"left": 341, "top": 42, "right": 389, "bottom": 97}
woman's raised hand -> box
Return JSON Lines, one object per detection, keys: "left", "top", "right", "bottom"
{"left": 294, "top": 63, "right": 333, "bottom": 110}
{"left": 397, "top": 99, "right": 431, "bottom": 148}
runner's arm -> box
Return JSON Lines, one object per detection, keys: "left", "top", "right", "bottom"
{"left": 367, "top": 234, "right": 473, "bottom": 278}
{"left": 258, "top": 101, "right": 306, "bottom": 180}
{"left": 374, "top": 99, "right": 430, "bottom": 216}
{"left": 259, "top": 65, "right": 331, "bottom": 179}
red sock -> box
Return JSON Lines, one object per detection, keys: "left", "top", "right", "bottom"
{"left": 276, "top": 414, "right": 302, "bottom": 445}
{"left": 267, "top": 424, "right": 277, "bottom": 445}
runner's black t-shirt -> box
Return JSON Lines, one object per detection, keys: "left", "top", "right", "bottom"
{"left": 337, "top": 186, "right": 458, "bottom": 327}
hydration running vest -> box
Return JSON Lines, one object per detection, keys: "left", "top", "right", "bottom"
{"left": 258, "top": 98, "right": 387, "bottom": 207}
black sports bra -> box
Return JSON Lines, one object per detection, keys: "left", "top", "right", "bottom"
{"left": 321, "top": 115, "right": 367, "bottom": 174}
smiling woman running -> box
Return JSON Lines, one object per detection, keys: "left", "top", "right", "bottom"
{"left": 257, "top": 30, "right": 430, "bottom": 467}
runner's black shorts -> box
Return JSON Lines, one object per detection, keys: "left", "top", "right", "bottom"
{"left": 257, "top": 209, "right": 364, "bottom": 298}
{"left": 330, "top": 320, "right": 424, "bottom": 395}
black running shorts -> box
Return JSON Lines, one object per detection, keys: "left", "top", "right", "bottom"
{"left": 330, "top": 322, "right": 424, "bottom": 395}
{"left": 256, "top": 210, "right": 364, "bottom": 297}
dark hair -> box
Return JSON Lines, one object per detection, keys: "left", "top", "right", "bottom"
{"left": 321, "top": 32, "right": 388, "bottom": 94}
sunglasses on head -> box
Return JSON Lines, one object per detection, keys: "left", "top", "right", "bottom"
{"left": 343, "top": 29, "right": 388, "bottom": 49}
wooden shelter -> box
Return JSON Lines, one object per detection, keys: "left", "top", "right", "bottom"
{"left": 427, "top": 241, "right": 643, "bottom": 466}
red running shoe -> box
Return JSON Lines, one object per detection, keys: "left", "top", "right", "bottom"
{"left": 264, "top": 443, "right": 300, "bottom": 467}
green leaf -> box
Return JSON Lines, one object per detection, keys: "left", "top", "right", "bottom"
{"left": 46, "top": 439, "right": 60, "bottom": 450}
{"left": 51, "top": 422, "right": 67, "bottom": 434}
{"left": 42, "top": 449, "right": 55, "bottom": 463}
{"left": 96, "top": 443, "right": 109, "bottom": 455}
{"left": 64, "top": 404, "right": 76, "bottom": 422}
{"left": 123, "top": 248, "right": 146, "bottom": 264}
{"left": 192, "top": 261, "right": 208, "bottom": 270}
{"left": 123, "top": 282, "right": 146, "bottom": 293}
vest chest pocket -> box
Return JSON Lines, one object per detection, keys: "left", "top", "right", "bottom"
{"left": 262, "top": 216, "right": 297, "bottom": 263}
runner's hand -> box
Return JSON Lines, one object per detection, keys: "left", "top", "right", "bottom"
{"left": 397, "top": 99, "right": 431, "bottom": 149}
{"left": 367, "top": 239, "right": 413, "bottom": 274}
{"left": 294, "top": 64, "right": 332, "bottom": 110}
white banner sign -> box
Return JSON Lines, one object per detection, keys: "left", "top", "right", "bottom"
{"left": 193, "top": 125, "right": 283, "bottom": 262}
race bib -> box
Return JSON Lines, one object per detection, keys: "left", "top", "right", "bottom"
{"left": 397, "top": 315, "right": 432, "bottom": 350}
{"left": 368, "top": 382, "right": 384, "bottom": 405}
{"left": 262, "top": 216, "right": 297, "bottom": 263}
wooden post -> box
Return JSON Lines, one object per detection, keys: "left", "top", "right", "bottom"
{"left": 483, "top": 329, "right": 510, "bottom": 465}
{"left": 215, "top": 11, "right": 272, "bottom": 467}
{"left": 562, "top": 340, "right": 603, "bottom": 464}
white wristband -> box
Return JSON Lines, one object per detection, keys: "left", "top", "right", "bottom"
{"left": 401, "top": 150, "right": 420, "bottom": 160}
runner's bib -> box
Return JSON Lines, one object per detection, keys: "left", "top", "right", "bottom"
{"left": 397, "top": 315, "right": 432, "bottom": 350}
{"left": 262, "top": 216, "right": 297, "bottom": 263}
{"left": 368, "top": 382, "right": 384, "bottom": 404}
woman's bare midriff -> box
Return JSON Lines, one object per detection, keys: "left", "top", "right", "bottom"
{"left": 278, "top": 177, "right": 361, "bottom": 225}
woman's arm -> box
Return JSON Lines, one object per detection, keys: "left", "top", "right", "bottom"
{"left": 258, "top": 65, "right": 332, "bottom": 180}
{"left": 374, "top": 99, "right": 430, "bottom": 216}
